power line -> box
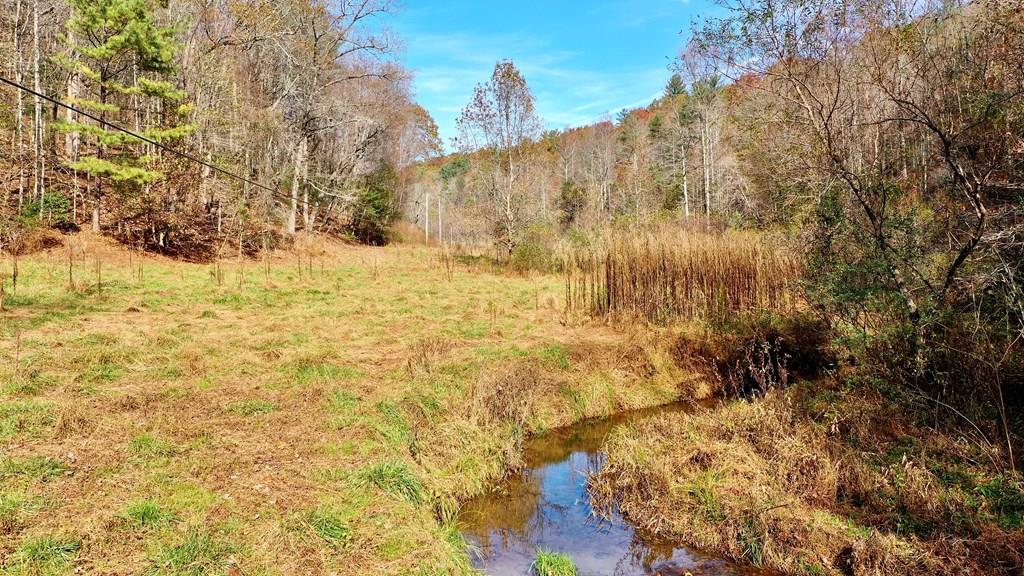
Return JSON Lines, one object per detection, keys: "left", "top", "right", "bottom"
{"left": 0, "top": 75, "right": 287, "bottom": 201}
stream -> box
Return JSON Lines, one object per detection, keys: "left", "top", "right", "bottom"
{"left": 458, "top": 403, "right": 764, "bottom": 576}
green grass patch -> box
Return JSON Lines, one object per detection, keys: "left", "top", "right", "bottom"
{"left": 974, "top": 474, "right": 1024, "bottom": 529}
{"left": 301, "top": 507, "right": 351, "bottom": 549}
{"left": 454, "top": 320, "right": 489, "bottom": 339}
{"left": 0, "top": 400, "right": 56, "bottom": 441}
{"left": 0, "top": 492, "right": 43, "bottom": 533}
{"left": 684, "top": 470, "right": 724, "bottom": 522}
{"left": 284, "top": 359, "right": 363, "bottom": 386}
{"left": 225, "top": 399, "right": 276, "bottom": 416}
{"left": 6, "top": 535, "right": 81, "bottom": 575}
{"left": 362, "top": 460, "right": 423, "bottom": 504}
{"left": 0, "top": 457, "right": 67, "bottom": 481}
{"left": 129, "top": 433, "right": 178, "bottom": 458}
{"left": 372, "top": 401, "right": 411, "bottom": 447}
{"left": 149, "top": 527, "right": 237, "bottom": 575}
{"left": 328, "top": 390, "right": 360, "bottom": 413}
{"left": 328, "top": 390, "right": 360, "bottom": 428}
{"left": 537, "top": 344, "right": 571, "bottom": 370}
{"left": 121, "top": 500, "right": 175, "bottom": 529}
{"left": 163, "top": 482, "right": 219, "bottom": 519}
{"left": 79, "top": 360, "right": 123, "bottom": 384}
{"left": 532, "top": 549, "right": 577, "bottom": 576}
{"left": 2, "top": 370, "right": 58, "bottom": 396}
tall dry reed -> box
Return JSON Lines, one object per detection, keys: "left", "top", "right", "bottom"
{"left": 565, "top": 230, "right": 801, "bottom": 323}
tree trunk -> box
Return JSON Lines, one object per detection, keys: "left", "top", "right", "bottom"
{"left": 681, "top": 150, "right": 690, "bottom": 218}
{"left": 65, "top": 29, "right": 81, "bottom": 162}
{"left": 14, "top": 0, "right": 25, "bottom": 211}
{"left": 32, "top": 0, "right": 43, "bottom": 205}
{"left": 92, "top": 190, "right": 101, "bottom": 232}
{"left": 702, "top": 118, "right": 711, "bottom": 215}
{"left": 287, "top": 137, "right": 306, "bottom": 235}
{"left": 302, "top": 143, "right": 310, "bottom": 230}
{"left": 94, "top": 79, "right": 107, "bottom": 234}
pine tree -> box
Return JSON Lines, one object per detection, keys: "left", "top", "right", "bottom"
{"left": 664, "top": 73, "right": 686, "bottom": 99}
{"left": 54, "top": 0, "right": 193, "bottom": 232}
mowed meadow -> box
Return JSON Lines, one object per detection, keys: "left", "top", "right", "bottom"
{"left": 0, "top": 233, "right": 695, "bottom": 575}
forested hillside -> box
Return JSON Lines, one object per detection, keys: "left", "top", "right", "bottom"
{"left": 410, "top": 0, "right": 1024, "bottom": 466}
{"left": 0, "top": 0, "right": 441, "bottom": 258}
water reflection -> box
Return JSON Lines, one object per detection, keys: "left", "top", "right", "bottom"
{"left": 458, "top": 404, "right": 763, "bottom": 576}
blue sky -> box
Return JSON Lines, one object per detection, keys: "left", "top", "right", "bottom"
{"left": 390, "top": 0, "right": 712, "bottom": 149}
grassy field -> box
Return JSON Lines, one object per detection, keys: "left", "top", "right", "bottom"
{"left": 0, "top": 233, "right": 695, "bottom": 575}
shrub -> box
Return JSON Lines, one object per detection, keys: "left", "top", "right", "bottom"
{"left": 349, "top": 163, "right": 397, "bottom": 246}
{"left": 19, "top": 193, "right": 73, "bottom": 229}
{"left": 510, "top": 225, "right": 558, "bottom": 273}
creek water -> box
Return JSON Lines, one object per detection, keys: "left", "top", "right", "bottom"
{"left": 458, "top": 403, "right": 763, "bottom": 576}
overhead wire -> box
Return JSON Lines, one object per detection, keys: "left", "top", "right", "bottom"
{"left": 0, "top": 75, "right": 293, "bottom": 204}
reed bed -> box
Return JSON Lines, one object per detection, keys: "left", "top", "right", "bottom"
{"left": 565, "top": 230, "right": 801, "bottom": 323}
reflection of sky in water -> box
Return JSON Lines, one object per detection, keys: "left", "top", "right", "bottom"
{"left": 458, "top": 407, "right": 763, "bottom": 576}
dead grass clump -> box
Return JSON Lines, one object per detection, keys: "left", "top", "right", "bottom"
{"left": 179, "top": 349, "right": 208, "bottom": 378}
{"left": 389, "top": 221, "right": 432, "bottom": 246}
{"left": 5, "top": 228, "right": 65, "bottom": 256}
{"left": 406, "top": 337, "right": 454, "bottom": 377}
{"left": 466, "top": 359, "right": 552, "bottom": 429}
{"left": 566, "top": 230, "right": 800, "bottom": 323}
{"left": 54, "top": 406, "right": 93, "bottom": 439}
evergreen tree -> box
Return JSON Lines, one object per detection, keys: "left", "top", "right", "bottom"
{"left": 54, "top": 0, "right": 192, "bottom": 232}
{"left": 664, "top": 73, "right": 686, "bottom": 98}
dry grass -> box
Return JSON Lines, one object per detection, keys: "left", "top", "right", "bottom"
{"left": 565, "top": 229, "right": 801, "bottom": 323}
{"left": 593, "top": 381, "right": 1024, "bottom": 575}
{"left": 0, "top": 232, "right": 700, "bottom": 575}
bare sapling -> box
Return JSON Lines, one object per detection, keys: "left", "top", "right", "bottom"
{"left": 66, "top": 239, "right": 75, "bottom": 291}
{"left": 487, "top": 300, "right": 497, "bottom": 329}
{"left": 14, "top": 330, "right": 21, "bottom": 376}
{"left": 237, "top": 231, "right": 244, "bottom": 290}
{"left": 11, "top": 254, "right": 18, "bottom": 294}
{"left": 212, "top": 243, "right": 225, "bottom": 286}
{"left": 440, "top": 250, "right": 455, "bottom": 282}
{"left": 261, "top": 231, "right": 271, "bottom": 282}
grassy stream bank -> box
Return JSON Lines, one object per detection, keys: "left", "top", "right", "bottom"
{"left": 1, "top": 234, "right": 699, "bottom": 575}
